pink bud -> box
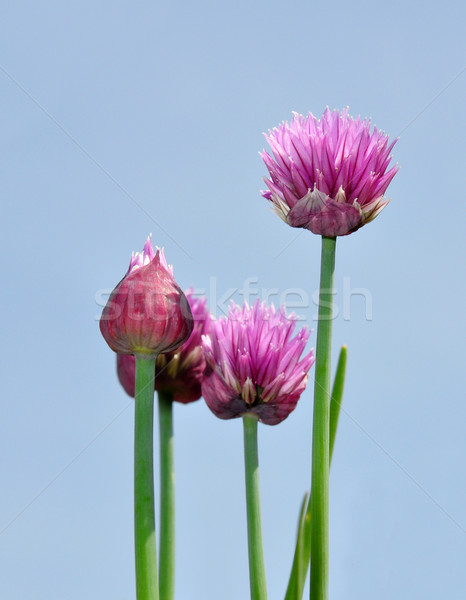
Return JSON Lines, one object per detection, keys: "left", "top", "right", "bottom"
{"left": 100, "top": 240, "right": 193, "bottom": 357}
{"left": 116, "top": 290, "right": 211, "bottom": 403}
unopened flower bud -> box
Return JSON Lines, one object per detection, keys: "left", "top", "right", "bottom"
{"left": 100, "top": 237, "right": 192, "bottom": 357}
{"left": 117, "top": 290, "right": 211, "bottom": 403}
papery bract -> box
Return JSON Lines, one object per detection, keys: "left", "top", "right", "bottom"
{"left": 201, "top": 300, "right": 314, "bottom": 425}
{"left": 261, "top": 107, "right": 398, "bottom": 236}
{"left": 99, "top": 237, "right": 193, "bottom": 356}
{"left": 117, "top": 290, "right": 211, "bottom": 403}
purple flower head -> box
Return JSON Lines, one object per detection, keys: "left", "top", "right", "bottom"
{"left": 261, "top": 108, "right": 398, "bottom": 236}
{"left": 117, "top": 289, "right": 211, "bottom": 403}
{"left": 201, "top": 300, "right": 315, "bottom": 426}
{"left": 100, "top": 236, "right": 193, "bottom": 356}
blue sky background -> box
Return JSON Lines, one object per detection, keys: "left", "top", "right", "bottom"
{"left": 1, "top": 1, "right": 465, "bottom": 598}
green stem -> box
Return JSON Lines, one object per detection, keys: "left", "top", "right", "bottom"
{"left": 310, "top": 236, "right": 336, "bottom": 600}
{"left": 134, "top": 355, "right": 159, "bottom": 600}
{"left": 243, "top": 415, "right": 268, "bottom": 600}
{"left": 285, "top": 346, "right": 347, "bottom": 600}
{"left": 158, "top": 391, "right": 175, "bottom": 600}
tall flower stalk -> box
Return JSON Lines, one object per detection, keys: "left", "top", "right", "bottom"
{"left": 284, "top": 346, "right": 347, "bottom": 600}
{"left": 202, "top": 300, "right": 315, "bottom": 599}
{"left": 243, "top": 415, "right": 267, "bottom": 600}
{"left": 261, "top": 108, "right": 398, "bottom": 600}
{"left": 158, "top": 390, "right": 175, "bottom": 600}
{"left": 134, "top": 355, "right": 159, "bottom": 600}
{"left": 100, "top": 238, "right": 193, "bottom": 600}
{"left": 116, "top": 289, "right": 210, "bottom": 599}
{"left": 309, "top": 236, "right": 336, "bottom": 600}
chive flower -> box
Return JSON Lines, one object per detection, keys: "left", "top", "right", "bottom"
{"left": 201, "top": 300, "right": 314, "bottom": 425}
{"left": 261, "top": 107, "right": 398, "bottom": 236}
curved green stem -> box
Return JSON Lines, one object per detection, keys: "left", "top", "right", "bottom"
{"left": 158, "top": 390, "right": 175, "bottom": 600}
{"left": 310, "top": 236, "right": 336, "bottom": 600}
{"left": 243, "top": 415, "right": 268, "bottom": 600}
{"left": 134, "top": 355, "right": 159, "bottom": 600}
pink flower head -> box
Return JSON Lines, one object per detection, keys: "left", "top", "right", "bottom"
{"left": 201, "top": 300, "right": 315, "bottom": 425}
{"left": 100, "top": 236, "right": 193, "bottom": 357}
{"left": 261, "top": 107, "right": 398, "bottom": 236}
{"left": 117, "top": 289, "right": 211, "bottom": 403}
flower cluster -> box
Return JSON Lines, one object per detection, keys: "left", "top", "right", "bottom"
{"left": 261, "top": 107, "right": 398, "bottom": 236}
{"left": 202, "top": 300, "right": 315, "bottom": 425}
{"left": 97, "top": 105, "right": 399, "bottom": 600}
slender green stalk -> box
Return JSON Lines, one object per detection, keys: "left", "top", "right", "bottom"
{"left": 310, "top": 236, "right": 336, "bottom": 600}
{"left": 329, "top": 345, "right": 347, "bottom": 463}
{"left": 134, "top": 355, "right": 159, "bottom": 600}
{"left": 285, "top": 346, "right": 347, "bottom": 600}
{"left": 243, "top": 415, "right": 268, "bottom": 600}
{"left": 158, "top": 390, "right": 175, "bottom": 600}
